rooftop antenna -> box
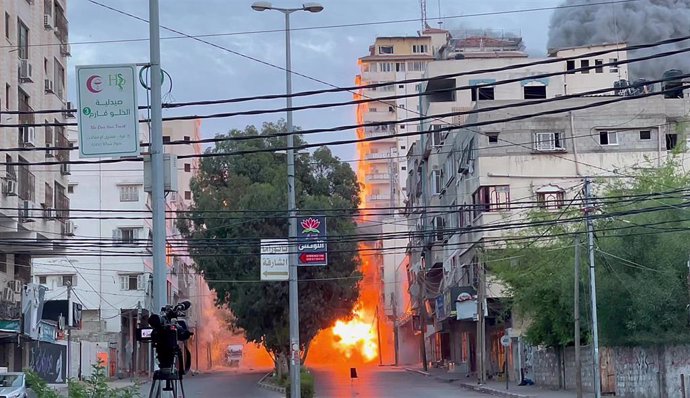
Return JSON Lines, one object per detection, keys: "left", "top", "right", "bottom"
{"left": 420, "top": 0, "right": 427, "bottom": 30}
{"left": 437, "top": 0, "right": 443, "bottom": 27}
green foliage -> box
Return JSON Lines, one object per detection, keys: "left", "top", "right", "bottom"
{"left": 179, "top": 121, "right": 361, "bottom": 363}
{"left": 25, "top": 369, "right": 61, "bottom": 398}
{"left": 492, "top": 159, "right": 690, "bottom": 347}
{"left": 67, "top": 363, "right": 140, "bottom": 398}
{"left": 285, "top": 369, "right": 315, "bottom": 398}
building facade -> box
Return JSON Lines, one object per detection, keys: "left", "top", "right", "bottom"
{"left": 404, "top": 39, "right": 690, "bottom": 380}
{"left": 32, "top": 119, "right": 203, "bottom": 378}
{"left": 0, "top": 0, "right": 71, "bottom": 372}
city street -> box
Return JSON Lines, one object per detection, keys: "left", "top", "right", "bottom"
{"left": 136, "top": 366, "right": 492, "bottom": 397}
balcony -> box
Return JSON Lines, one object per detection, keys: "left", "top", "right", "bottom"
{"left": 56, "top": 192, "right": 69, "bottom": 221}
{"left": 55, "top": 128, "right": 69, "bottom": 162}
{"left": 366, "top": 194, "right": 392, "bottom": 202}
{"left": 54, "top": 6, "right": 68, "bottom": 44}
{"left": 365, "top": 173, "right": 391, "bottom": 182}
{"left": 364, "top": 152, "right": 392, "bottom": 162}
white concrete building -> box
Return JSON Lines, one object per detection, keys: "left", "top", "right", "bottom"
{"left": 33, "top": 119, "right": 203, "bottom": 377}
{"left": 0, "top": 0, "right": 71, "bottom": 372}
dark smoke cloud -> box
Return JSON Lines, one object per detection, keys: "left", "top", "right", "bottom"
{"left": 548, "top": 0, "right": 690, "bottom": 79}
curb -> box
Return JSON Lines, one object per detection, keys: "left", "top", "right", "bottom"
{"left": 257, "top": 372, "right": 286, "bottom": 395}
{"left": 404, "top": 368, "right": 533, "bottom": 398}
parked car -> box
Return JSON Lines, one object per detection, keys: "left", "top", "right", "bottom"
{"left": 0, "top": 372, "right": 27, "bottom": 398}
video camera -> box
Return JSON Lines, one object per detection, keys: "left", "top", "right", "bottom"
{"left": 137, "top": 301, "right": 194, "bottom": 375}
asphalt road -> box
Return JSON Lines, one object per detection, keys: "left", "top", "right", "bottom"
{"left": 311, "top": 365, "right": 491, "bottom": 398}
{"left": 137, "top": 366, "right": 491, "bottom": 397}
{"left": 139, "top": 368, "right": 280, "bottom": 397}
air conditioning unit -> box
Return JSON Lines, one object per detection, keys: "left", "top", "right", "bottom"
{"left": 63, "top": 221, "right": 75, "bottom": 236}
{"left": 3, "top": 179, "right": 17, "bottom": 196}
{"left": 45, "top": 79, "right": 54, "bottom": 93}
{"left": 44, "top": 14, "right": 53, "bottom": 29}
{"left": 60, "top": 163, "right": 71, "bottom": 175}
{"left": 18, "top": 59, "right": 33, "bottom": 82}
{"left": 21, "top": 127, "right": 36, "bottom": 147}
{"left": 63, "top": 102, "right": 75, "bottom": 118}
{"left": 60, "top": 43, "right": 71, "bottom": 56}
{"left": 2, "top": 288, "right": 14, "bottom": 303}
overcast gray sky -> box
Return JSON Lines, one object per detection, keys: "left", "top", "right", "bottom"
{"left": 67, "top": 0, "right": 559, "bottom": 165}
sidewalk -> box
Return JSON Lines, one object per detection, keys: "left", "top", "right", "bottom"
{"left": 405, "top": 367, "right": 594, "bottom": 398}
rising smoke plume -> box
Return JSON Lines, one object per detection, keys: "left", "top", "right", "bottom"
{"left": 548, "top": 0, "right": 690, "bottom": 79}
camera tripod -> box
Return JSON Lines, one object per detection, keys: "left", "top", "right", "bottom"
{"left": 147, "top": 368, "right": 186, "bottom": 398}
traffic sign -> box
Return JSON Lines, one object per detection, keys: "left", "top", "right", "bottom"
{"left": 500, "top": 335, "right": 511, "bottom": 347}
{"left": 260, "top": 239, "right": 289, "bottom": 281}
{"left": 296, "top": 216, "right": 327, "bottom": 266}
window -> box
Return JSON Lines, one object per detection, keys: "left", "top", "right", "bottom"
{"left": 413, "top": 44, "right": 429, "bottom": 53}
{"left": 609, "top": 58, "right": 618, "bottom": 73}
{"left": 378, "top": 46, "right": 394, "bottom": 54}
{"left": 184, "top": 163, "right": 191, "bottom": 172}
{"left": 4, "top": 13, "right": 9, "bottom": 40}
{"left": 113, "top": 227, "right": 141, "bottom": 244}
{"left": 524, "top": 86, "right": 546, "bottom": 99}
{"left": 54, "top": 59, "right": 65, "bottom": 98}
{"left": 0, "top": 253, "right": 6, "bottom": 274}
{"left": 119, "top": 274, "right": 144, "bottom": 291}
{"left": 401, "top": 166, "right": 406, "bottom": 171}
{"left": 639, "top": 130, "right": 651, "bottom": 140}
{"left": 395, "top": 62, "right": 405, "bottom": 72}
{"left": 183, "top": 136, "right": 190, "bottom": 142}
{"left": 534, "top": 132, "right": 565, "bottom": 151}
{"left": 471, "top": 87, "right": 494, "bottom": 101}
{"left": 666, "top": 133, "right": 678, "bottom": 150}
{"left": 61, "top": 275, "right": 75, "bottom": 287}
{"left": 595, "top": 59, "right": 604, "bottom": 73}
{"left": 44, "top": 182, "right": 53, "bottom": 209}
{"left": 67, "top": 184, "right": 75, "bottom": 194}
{"left": 379, "top": 62, "right": 393, "bottom": 72}
{"left": 433, "top": 216, "right": 446, "bottom": 241}
{"left": 17, "top": 19, "right": 28, "bottom": 59}
{"left": 599, "top": 131, "right": 618, "bottom": 145}
{"left": 38, "top": 276, "right": 46, "bottom": 284}
{"left": 431, "top": 170, "right": 442, "bottom": 195}
{"left": 472, "top": 185, "right": 510, "bottom": 217}
{"left": 5, "top": 84, "right": 9, "bottom": 109}
{"left": 185, "top": 191, "right": 192, "bottom": 200}
{"left": 580, "top": 59, "right": 590, "bottom": 74}
{"left": 162, "top": 136, "right": 171, "bottom": 143}
{"left": 408, "top": 61, "right": 426, "bottom": 72}
{"left": 430, "top": 125, "right": 446, "bottom": 146}
{"left": 537, "top": 186, "right": 565, "bottom": 210}
{"left": 566, "top": 60, "right": 576, "bottom": 74}
{"left": 443, "top": 158, "right": 455, "bottom": 187}
{"left": 119, "top": 185, "right": 139, "bottom": 202}
{"left": 487, "top": 133, "right": 499, "bottom": 144}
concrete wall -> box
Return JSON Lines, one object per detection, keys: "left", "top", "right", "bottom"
{"left": 529, "top": 344, "right": 690, "bottom": 397}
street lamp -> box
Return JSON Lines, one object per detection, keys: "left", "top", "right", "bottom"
{"left": 250, "top": 3, "right": 323, "bottom": 398}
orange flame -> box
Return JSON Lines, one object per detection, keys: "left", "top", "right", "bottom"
{"left": 308, "top": 68, "right": 393, "bottom": 366}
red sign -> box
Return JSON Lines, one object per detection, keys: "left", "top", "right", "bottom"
{"left": 299, "top": 252, "right": 326, "bottom": 264}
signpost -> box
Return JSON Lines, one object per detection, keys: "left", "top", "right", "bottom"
{"left": 296, "top": 216, "right": 327, "bottom": 266}
{"left": 76, "top": 64, "right": 140, "bottom": 158}
{"left": 501, "top": 334, "right": 511, "bottom": 390}
{"left": 260, "top": 239, "right": 289, "bottom": 281}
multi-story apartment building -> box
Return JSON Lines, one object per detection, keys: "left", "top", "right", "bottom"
{"left": 404, "top": 42, "right": 642, "bottom": 377}
{"left": 0, "top": 0, "right": 71, "bottom": 372}
{"left": 32, "top": 119, "right": 203, "bottom": 378}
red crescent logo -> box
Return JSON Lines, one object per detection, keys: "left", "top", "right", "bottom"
{"left": 86, "top": 75, "right": 103, "bottom": 93}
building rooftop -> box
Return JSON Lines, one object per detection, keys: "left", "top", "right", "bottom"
{"left": 547, "top": 42, "right": 627, "bottom": 57}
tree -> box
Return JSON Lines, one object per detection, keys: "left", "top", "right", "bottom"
{"left": 179, "top": 121, "right": 361, "bottom": 375}
{"left": 491, "top": 159, "right": 690, "bottom": 347}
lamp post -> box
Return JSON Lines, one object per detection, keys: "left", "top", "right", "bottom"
{"left": 251, "top": 3, "right": 323, "bottom": 397}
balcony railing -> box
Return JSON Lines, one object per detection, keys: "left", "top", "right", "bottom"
{"left": 367, "top": 194, "right": 392, "bottom": 202}
{"left": 364, "top": 152, "right": 391, "bottom": 160}
{"left": 366, "top": 173, "right": 391, "bottom": 181}
{"left": 55, "top": 128, "right": 69, "bottom": 161}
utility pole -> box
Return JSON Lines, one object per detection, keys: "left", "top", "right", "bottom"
{"left": 392, "top": 292, "right": 399, "bottom": 366}
{"left": 477, "top": 259, "right": 486, "bottom": 384}
{"left": 418, "top": 123, "right": 429, "bottom": 373}
{"left": 584, "top": 177, "right": 602, "bottom": 398}
{"left": 66, "top": 282, "right": 72, "bottom": 380}
{"left": 149, "top": 0, "right": 167, "bottom": 316}
{"left": 574, "top": 236, "right": 583, "bottom": 398}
